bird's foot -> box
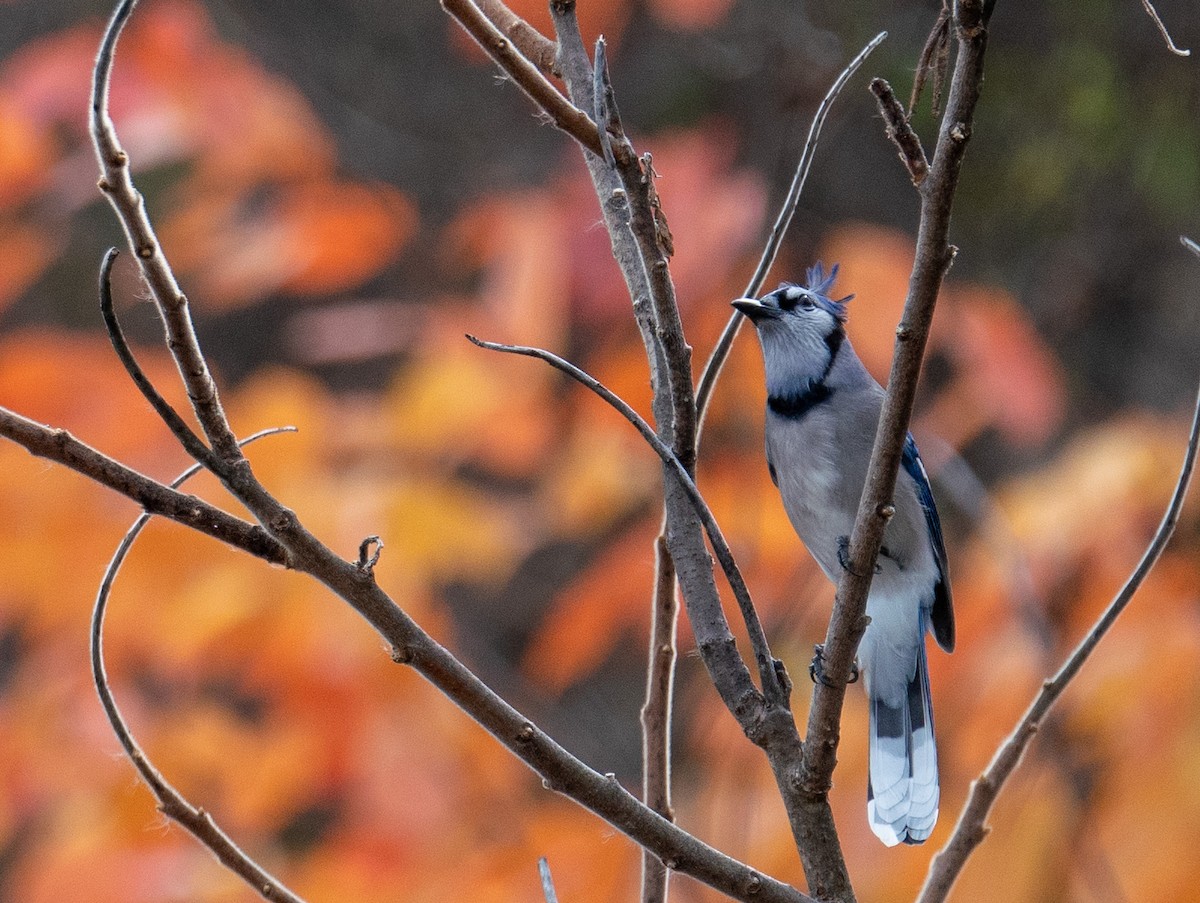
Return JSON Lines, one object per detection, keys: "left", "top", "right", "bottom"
{"left": 809, "top": 643, "right": 860, "bottom": 687}
{"left": 837, "top": 535, "right": 881, "bottom": 576}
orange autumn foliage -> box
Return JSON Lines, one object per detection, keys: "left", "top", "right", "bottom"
{"left": 0, "top": 0, "right": 416, "bottom": 312}
{"left": 2, "top": 4, "right": 1199, "bottom": 902}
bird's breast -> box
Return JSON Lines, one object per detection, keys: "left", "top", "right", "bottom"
{"left": 766, "top": 409, "right": 855, "bottom": 578}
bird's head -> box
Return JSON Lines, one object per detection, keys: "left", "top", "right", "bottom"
{"left": 732, "top": 263, "right": 853, "bottom": 392}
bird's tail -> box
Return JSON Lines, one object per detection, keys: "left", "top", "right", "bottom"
{"left": 866, "top": 641, "right": 939, "bottom": 846}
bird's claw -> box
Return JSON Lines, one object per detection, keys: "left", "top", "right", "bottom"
{"left": 809, "top": 643, "right": 860, "bottom": 687}
{"left": 836, "top": 535, "right": 881, "bottom": 576}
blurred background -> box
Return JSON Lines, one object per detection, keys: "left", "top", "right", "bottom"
{"left": 1, "top": 0, "right": 1199, "bottom": 900}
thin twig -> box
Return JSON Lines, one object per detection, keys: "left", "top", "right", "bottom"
{"left": 799, "top": 0, "right": 994, "bottom": 802}
{"left": 357, "top": 535, "right": 384, "bottom": 573}
{"left": 694, "top": 31, "right": 886, "bottom": 430}
{"left": 92, "top": 0, "right": 242, "bottom": 463}
{"left": 466, "top": 334, "right": 780, "bottom": 701}
{"left": 92, "top": 428, "right": 304, "bottom": 903}
{"left": 538, "top": 857, "right": 561, "bottom": 903}
{"left": 440, "top": 0, "right": 608, "bottom": 158}
{"left": 870, "top": 78, "right": 929, "bottom": 185}
{"left": 640, "top": 532, "right": 677, "bottom": 903}
{"left": 1140, "top": 0, "right": 1191, "bottom": 56}
{"left": 593, "top": 37, "right": 616, "bottom": 168}
{"left": 98, "top": 248, "right": 221, "bottom": 472}
{"left": 0, "top": 407, "right": 288, "bottom": 564}
{"left": 910, "top": 1, "right": 952, "bottom": 115}
{"left": 918, "top": 378, "right": 1200, "bottom": 903}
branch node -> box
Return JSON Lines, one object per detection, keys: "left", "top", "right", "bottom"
{"left": 516, "top": 721, "right": 537, "bottom": 742}
{"left": 878, "top": 503, "right": 896, "bottom": 520}
{"left": 268, "top": 510, "right": 295, "bottom": 534}
{"left": 390, "top": 644, "right": 414, "bottom": 664}
{"left": 357, "top": 535, "right": 384, "bottom": 573}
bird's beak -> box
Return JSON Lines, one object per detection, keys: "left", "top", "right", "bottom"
{"left": 732, "top": 297, "right": 777, "bottom": 322}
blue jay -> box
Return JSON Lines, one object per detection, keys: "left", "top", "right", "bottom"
{"left": 732, "top": 263, "right": 954, "bottom": 846}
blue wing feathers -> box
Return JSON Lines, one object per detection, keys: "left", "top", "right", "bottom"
{"left": 901, "top": 434, "right": 955, "bottom": 652}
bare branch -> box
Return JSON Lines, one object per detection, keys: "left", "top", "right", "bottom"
{"left": 538, "top": 857, "right": 561, "bottom": 903}
{"left": 92, "top": 0, "right": 242, "bottom": 462}
{"left": 0, "top": 407, "right": 288, "bottom": 564}
{"left": 475, "top": 0, "right": 560, "bottom": 75}
{"left": 640, "top": 532, "right": 677, "bottom": 903}
{"left": 93, "top": 11, "right": 801, "bottom": 898}
{"left": 465, "top": 334, "right": 781, "bottom": 704}
{"left": 537, "top": 21, "right": 695, "bottom": 900}
{"left": 92, "top": 428, "right": 305, "bottom": 903}
{"left": 910, "top": 0, "right": 952, "bottom": 115}
{"left": 440, "top": 0, "right": 607, "bottom": 158}
{"left": 695, "top": 31, "right": 887, "bottom": 428}
{"left": 98, "top": 248, "right": 220, "bottom": 471}
{"left": 1141, "top": 0, "right": 1191, "bottom": 56}
{"left": 800, "top": 0, "right": 993, "bottom": 801}
{"left": 593, "top": 37, "right": 618, "bottom": 168}
{"left": 870, "top": 78, "right": 929, "bottom": 185}
{"left": 918, "top": 377, "right": 1200, "bottom": 903}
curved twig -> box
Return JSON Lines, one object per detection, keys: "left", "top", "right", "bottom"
{"left": 1140, "top": 0, "right": 1191, "bottom": 56}
{"left": 98, "top": 248, "right": 221, "bottom": 471}
{"left": 92, "top": 0, "right": 242, "bottom": 463}
{"left": 918, "top": 377, "right": 1200, "bottom": 903}
{"left": 694, "top": 31, "right": 887, "bottom": 429}
{"left": 466, "top": 334, "right": 781, "bottom": 703}
{"left": 91, "top": 427, "right": 303, "bottom": 903}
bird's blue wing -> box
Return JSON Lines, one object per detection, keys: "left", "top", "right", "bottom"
{"left": 901, "top": 434, "right": 955, "bottom": 652}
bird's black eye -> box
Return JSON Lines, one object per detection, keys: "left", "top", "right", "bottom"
{"left": 778, "top": 289, "right": 815, "bottom": 312}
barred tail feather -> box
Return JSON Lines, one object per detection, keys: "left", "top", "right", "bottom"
{"left": 866, "top": 642, "right": 939, "bottom": 846}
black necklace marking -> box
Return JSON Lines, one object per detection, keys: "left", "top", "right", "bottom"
{"left": 766, "top": 327, "right": 845, "bottom": 420}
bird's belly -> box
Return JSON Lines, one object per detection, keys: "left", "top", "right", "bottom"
{"left": 776, "top": 458, "right": 854, "bottom": 581}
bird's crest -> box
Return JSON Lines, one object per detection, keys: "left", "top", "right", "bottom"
{"left": 777, "top": 262, "right": 854, "bottom": 323}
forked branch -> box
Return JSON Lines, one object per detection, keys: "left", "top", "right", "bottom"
{"left": 92, "top": 0, "right": 242, "bottom": 463}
